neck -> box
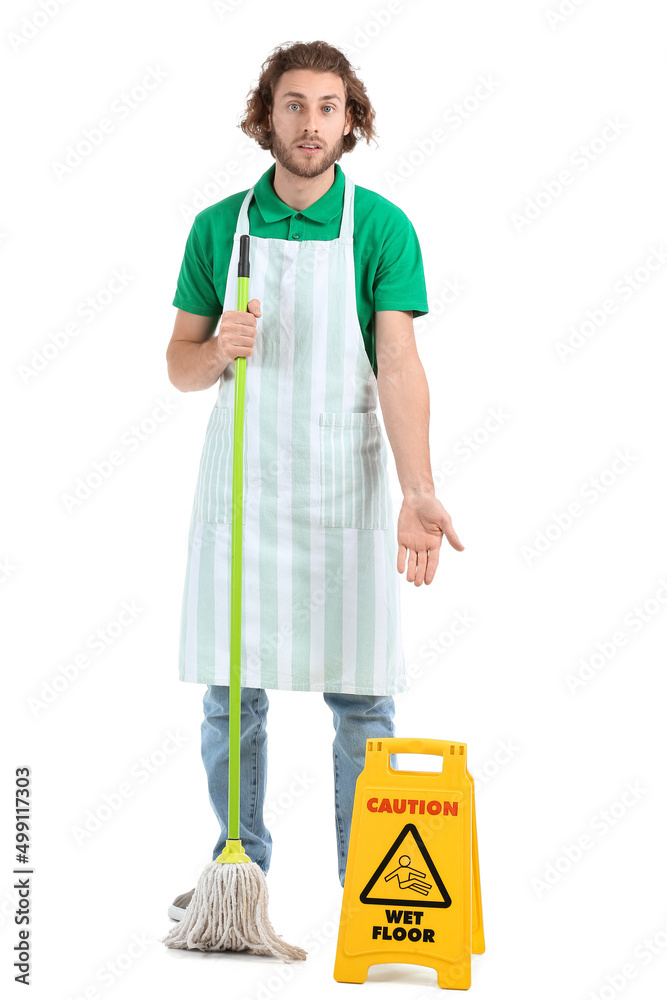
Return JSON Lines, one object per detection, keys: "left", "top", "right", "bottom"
{"left": 272, "top": 161, "right": 336, "bottom": 211}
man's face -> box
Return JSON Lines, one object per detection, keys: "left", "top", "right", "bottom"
{"left": 269, "top": 69, "right": 352, "bottom": 178}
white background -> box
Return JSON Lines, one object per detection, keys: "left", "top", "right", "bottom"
{"left": 3, "top": 0, "right": 667, "bottom": 997}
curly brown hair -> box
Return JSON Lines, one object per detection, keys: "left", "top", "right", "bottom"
{"left": 238, "top": 40, "right": 379, "bottom": 155}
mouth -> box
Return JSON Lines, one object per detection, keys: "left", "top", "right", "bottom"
{"left": 297, "top": 143, "right": 322, "bottom": 154}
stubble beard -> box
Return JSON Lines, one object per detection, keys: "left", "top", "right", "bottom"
{"left": 270, "top": 130, "right": 346, "bottom": 178}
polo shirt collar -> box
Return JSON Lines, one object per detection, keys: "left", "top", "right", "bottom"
{"left": 253, "top": 161, "right": 345, "bottom": 224}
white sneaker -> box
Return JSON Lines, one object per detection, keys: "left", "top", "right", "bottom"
{"left": 168, "top": 888, "right": 194, "bottom": 921}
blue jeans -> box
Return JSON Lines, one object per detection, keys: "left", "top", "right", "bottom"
{"left": 201, "top": 685, "right": 396, "bottom": 887}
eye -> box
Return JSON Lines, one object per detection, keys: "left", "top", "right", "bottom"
{"left": 288, "top": 103, "right": 299, "bottom": 111}
{"left": 323, "top": 105, "right": 334, "bottom": 113}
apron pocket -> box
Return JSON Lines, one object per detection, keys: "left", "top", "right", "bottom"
{"left": 319, "top": 411, "right": 390, "bottom": 530}
{"left": 192, "top": 406, "right": 247, "bottom": 524}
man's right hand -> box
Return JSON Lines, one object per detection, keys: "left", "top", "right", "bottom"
{"left": 217, "top": 299, "right": 262, "bottom": 365}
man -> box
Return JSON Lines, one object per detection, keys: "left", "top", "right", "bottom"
{"left": 165, "top": 41, "right": 463, "bottom": 920}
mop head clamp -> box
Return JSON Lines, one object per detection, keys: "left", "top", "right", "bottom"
{"left": 215, "top": 838, "right": 252, "bottom": 864}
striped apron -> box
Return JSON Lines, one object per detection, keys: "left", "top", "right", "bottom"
{"left": 178, "top": 170, "right": 406, "bottom": 695}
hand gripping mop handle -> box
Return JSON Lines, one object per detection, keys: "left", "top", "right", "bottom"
{"left": 228, "top": 234, "right": 250, "bottom": 845}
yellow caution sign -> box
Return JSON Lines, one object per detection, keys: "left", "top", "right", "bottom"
{"left": 333, "top": 738, "right": 484, "bottom": 990}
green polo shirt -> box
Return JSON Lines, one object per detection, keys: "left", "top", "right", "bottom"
{"left": 172, "top": 161, "right": 428, "bottom": 377}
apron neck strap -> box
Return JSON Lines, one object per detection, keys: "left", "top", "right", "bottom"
{"left": 339, "top": 171, "right": 354, "bottom": 240}
{"left": 236, "top": 186, "right": 253, "bottom": 236}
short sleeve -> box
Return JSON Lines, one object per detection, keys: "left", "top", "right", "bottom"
{"left": 172, "top": 218, "right": 223, "bottom": 317}
{"left": 373, "top": 209, "right": 428, "bottom": 318}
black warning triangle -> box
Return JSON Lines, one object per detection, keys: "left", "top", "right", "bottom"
{"left": 360, "top": 822, "right": 452, "bottom": 908}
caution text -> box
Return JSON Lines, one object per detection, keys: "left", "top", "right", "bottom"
{"left": 367, "top": 797, "right": 458, "bottom": 816}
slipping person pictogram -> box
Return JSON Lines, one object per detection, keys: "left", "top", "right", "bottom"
{"left": 360, "top": 823, "right": 452, "bottom": 907}
{"left": 384, "top": 855, "right": 432, "bottom": 895}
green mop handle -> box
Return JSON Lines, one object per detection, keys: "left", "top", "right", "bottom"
{"left": 229, "top": 233, "right": 250, "bottom": 842}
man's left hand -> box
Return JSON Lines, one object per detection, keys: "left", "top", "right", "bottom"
{"left": 396, "top": 495, "right": 464, "bottom": 586}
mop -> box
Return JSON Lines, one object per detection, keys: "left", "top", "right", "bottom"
{"left": 161, "top": 235, "right": 307, "bottom": 962}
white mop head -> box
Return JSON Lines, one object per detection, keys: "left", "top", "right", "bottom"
{"left": 161, "top": 860, "right": 307, "bottom": 962}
